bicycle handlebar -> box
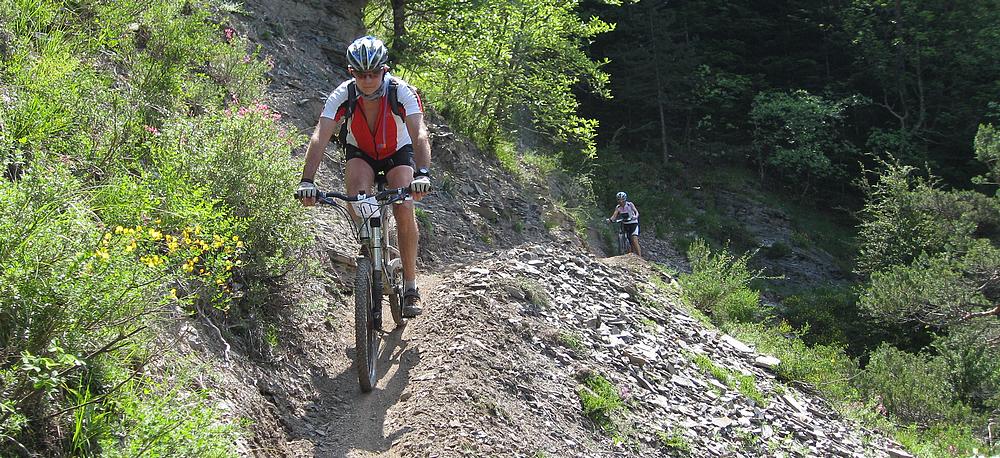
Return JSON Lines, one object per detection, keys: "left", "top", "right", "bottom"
{"left": 314, "top": 187, "right": 410, "bottom": 206}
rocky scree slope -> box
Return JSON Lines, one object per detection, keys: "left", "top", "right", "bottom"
{"left": 375, "top": 248, "right": 910, "bottom": 457}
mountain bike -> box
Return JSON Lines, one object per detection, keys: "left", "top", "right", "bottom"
{"left": 314, "top": 177, "right": 410, "bottom": 392}
{"left": 610, "top": 217, "right": 633, "bottom": 256}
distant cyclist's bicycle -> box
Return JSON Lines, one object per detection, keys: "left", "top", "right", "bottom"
{"left": 610, "top": 217, "right": 633, "bottom": 256}
{"left": 314, "top": 176, "right": 409, "bottom": 392}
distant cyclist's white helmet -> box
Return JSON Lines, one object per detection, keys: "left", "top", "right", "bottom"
{"left": 346, "top": 35, "right": 388, "bottom": 72}
{"left": 616, "top": 191, "right": 627, "bottom": 200}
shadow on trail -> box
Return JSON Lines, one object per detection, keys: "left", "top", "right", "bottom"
{"left": 298, "top": 325, "right": 420, "bottom": 457}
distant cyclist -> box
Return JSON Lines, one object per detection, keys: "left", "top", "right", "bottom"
{"left": 295, "top": 35, "right": 431, "bottom": 318}
{"left": 606, "top": 191, "right": 642, "bottom": 257}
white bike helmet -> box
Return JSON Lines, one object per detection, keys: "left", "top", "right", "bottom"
{"left": 346, "top": 35, "right": 388, "bottom": 72}
{"left": 616, "top": 191, "right": 627, "bottom": 200}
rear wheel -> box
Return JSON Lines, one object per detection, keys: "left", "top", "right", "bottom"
{"left": 385, "top": 214, "right": 404, "bottom": 326}
{"left": 388, "top": 263, "right": 403, "bottom": 325}
{"left": 355, "top": 259, "right": 380, "bottom": 392}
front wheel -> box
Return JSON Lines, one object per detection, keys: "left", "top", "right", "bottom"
{"left": 355, "top": 259, "right": 380, "bottom": 392}
{"left": 618, "top": 227, "right": 629, "bottom": 256}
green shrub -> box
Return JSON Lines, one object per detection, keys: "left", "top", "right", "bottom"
{"left": 690, "top": 353, "right": 767, "bottom": 407}
{"left": 656, "top": 428, "right": 691, "bottom": 454}
{"left": 415, "top": 207, "right": 433, "bottom": 236}
{"left": 680, "top": 238, "right": 766, "bottom": 325}
{"left": 96, "top": 368, "right": 240, "bottom": 457}
{"left": 778, "top": 285, "right": 861, "bottom": 348}
{"left": 932, "top": 326, "right": 1000, "bottom": 410}
{"left": 557, "top": 331, "right": 586, "bottom": 356}
{"left": 727, "top": 321, "right": 859, "bottom": 404}
{"left": 894, "top": 423, "right": 990, "bottom": 458}
{"left": 149, "top": 104, "right": 307, "bottom": 279}
{"left": 577, "top": 373, "right": 624, "bottom": 435}
{"left": 0, "top": 0, "right": 300, "bottom": 453}
{"left": 858, "top": 344, "right": 969, "bottom": 425}
{"left": 749, "top": 89, "right": 859, "bottom": 193}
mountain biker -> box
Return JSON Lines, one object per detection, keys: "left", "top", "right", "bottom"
{"left": 295, "top": 35, "right": 431, "bottom": 318}
{"left": 606, "top": 191, "right": 642, "bottom": 257}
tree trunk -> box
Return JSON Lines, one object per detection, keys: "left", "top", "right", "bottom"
{"left": 390, "top": 0, "right": 408, "bottom": 55}
{"left": 649, "top": 6, "right": 669, "bottom": 164}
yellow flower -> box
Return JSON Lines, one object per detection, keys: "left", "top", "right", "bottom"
{"left": 115, "top": 225, "right": 124, "bottom": 234}
{"left": 232, "top": 235, "right": 240, "bottom": 242}
{"left": 149, "top": 228, "right": 162, "bottom": 240}
{"left": 103, "top": 233, "right": 112, "bottom": 242}
{"left": 95, "top": 249, "right": 110, "bottom": 260}
{"left": 125, "top": 241, "right": 137, "bottom": 253}
{"left": 168, "top": 288, "right": 178, "bottom": 299}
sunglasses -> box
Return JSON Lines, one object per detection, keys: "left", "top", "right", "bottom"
{"left": 352, "top": 69, "right": 384, "bottom": 80}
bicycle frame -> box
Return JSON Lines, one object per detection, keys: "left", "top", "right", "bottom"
{"left": 314, "top": 181, "right": 409, "bottom": 392}
{"left": 318, "top": 184, "right": 408, "bottom": 257}
{"left": 612, "top": 217, "right": 632, "bottom": 255}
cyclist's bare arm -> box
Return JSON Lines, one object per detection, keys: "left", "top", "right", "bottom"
{"left": 299, "top": 117, "right": 342, "bottom": 206}
{"left": 608, "top": 209, "right": 620, "bottom": 221}
{"left": 404, "top": 113, "right": 431, "bottom": 201}
{"left": 302, "top": 117, "right": 341, "bottom": 182}
{"left": 404, "top": 113, "right": 430, "bottom": 170}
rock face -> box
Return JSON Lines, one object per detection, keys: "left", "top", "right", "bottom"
{"left": 163, "top": 1, "right": 916, "bottom": 457}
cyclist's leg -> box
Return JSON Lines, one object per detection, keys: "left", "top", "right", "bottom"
{"left": 345, "top": 154, "right": 376, "bottom": 220}
{"left": 629, "top": 224, "right": 642, "bottom": 257}
{"left": 387, "top": 164, "right": 417, "bottom": 283}
{"left": 385, "top": 148, "right": 417, "bottom": 283}
{"left": 386, "top": 148, "right": 421, "bottom": 316}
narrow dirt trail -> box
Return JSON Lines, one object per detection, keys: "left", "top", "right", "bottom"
{"left": 282, "top": 272, "right": 448, "bottom": 457}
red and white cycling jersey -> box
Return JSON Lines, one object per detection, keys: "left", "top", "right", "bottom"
{"left": 320, "top": 74, "right": 423, "bottom": 160}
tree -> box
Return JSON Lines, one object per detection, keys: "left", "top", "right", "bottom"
{"left": 749, "top": 89, "right": 861, "bottom": 194}
{"left": 365, "top": 0, "right": 612, "bottom": 158}
{"left": 857, "top": 124, "right": 1000, "bottom": 338}
{"left": 842, "top": 0, "right": 1000, "bottom": 181}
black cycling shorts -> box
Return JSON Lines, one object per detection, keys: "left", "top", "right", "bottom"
{"left": 345, "top": 144, "right": 415, "bottom": 176}
{"left": 624, "top": 223, "right": 639, "bottom": 237}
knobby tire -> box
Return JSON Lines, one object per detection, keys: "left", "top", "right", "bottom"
{"left": 355, "top": 258, "right": 380, "bottom": 392}
{"left": 385, "top": 216, "right": 404, "bottom": 326}
{"left": 618, "top": 225, "right": 629, "bottom": 256}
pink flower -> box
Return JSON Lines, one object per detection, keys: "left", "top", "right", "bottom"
{"left": 223, "top": 27, "right": 235, "bottom": 41}
{"left": 144, "top": 125, "right": 160, "bottom": 135}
